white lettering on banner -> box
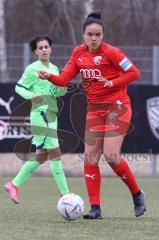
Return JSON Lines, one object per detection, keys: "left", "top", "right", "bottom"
{"left": 80, "top": 69, "right": 101, "bottom": 79}
{"left": 0, "top": 95, "right": 33, "bottom": 140}
{"left": 0, "top": 117, "right": 32, "bottom": 140}
{"left": 0, "top": 120, "right": 8, "bottom": 140}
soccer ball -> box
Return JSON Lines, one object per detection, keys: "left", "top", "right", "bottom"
{"left": 57, "top": 193, "right": 85, "bottom": 221}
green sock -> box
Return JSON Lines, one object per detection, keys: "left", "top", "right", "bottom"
{"left": 12, "top": 158, "right": 40, "bottom": 188}
{"left": 50, "top": 160, "right": 69, "bottom": 195}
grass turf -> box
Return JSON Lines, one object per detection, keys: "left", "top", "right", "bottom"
{"left": 0, "top": 177, "right": 159, "bottom": 240}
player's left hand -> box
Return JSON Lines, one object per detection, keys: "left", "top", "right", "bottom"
{"left": 38, "top": 70, "right": 51, "bottom": 80}
{"left": 96, "top": 76, "right": 113, "bottom": 88}
{"left": 59, "top": 87, "right": 67, "bottom": 93}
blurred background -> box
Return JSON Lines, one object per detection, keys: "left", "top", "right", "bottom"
{"left": 0, "top": 0, "right": 159, "bottom": 177}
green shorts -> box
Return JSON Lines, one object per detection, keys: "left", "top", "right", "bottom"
{"left": 30, "top": 110, "right": 59, "bottom": 150}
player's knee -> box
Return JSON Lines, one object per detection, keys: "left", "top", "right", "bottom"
{"left": 35, "top": 152, "right": 47, "bottom": 164}
{"left": 47, "top": 147, "right": 61, "bottom": 160}
{"left": 84, "top": 151, "right": 101, "bottom": 165}
{"left": 103, "top": 152, "right": 120, "bottom": 167}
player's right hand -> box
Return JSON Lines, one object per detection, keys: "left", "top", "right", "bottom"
{"left": 95, "top": 76, "right": 113, "bottom": 88}
{"left": 31, "top": 94, "right": 43, "bottom": 104}
{"left": 38, "top": 70, "right": 51, "bottom": 80}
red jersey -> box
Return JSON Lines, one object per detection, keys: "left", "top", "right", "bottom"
{"left": 48, "top": 42, "right": 140, "bottom": 104}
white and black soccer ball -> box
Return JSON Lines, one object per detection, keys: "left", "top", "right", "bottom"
{"left": 57, "top": 193, "right": 85, "bottom": 221}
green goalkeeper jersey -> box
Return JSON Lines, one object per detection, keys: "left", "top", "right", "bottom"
{"left": 15, "top": 60, "right": 65, "bottom": 113}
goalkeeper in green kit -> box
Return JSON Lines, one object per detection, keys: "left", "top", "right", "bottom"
{"left": 5, "top": 36, "right": 69, "bottom": 204}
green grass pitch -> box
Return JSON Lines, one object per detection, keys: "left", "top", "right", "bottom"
{"left": 0, "top": 177, "right": 159, "bottom": 240}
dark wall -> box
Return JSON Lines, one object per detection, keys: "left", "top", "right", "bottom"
{"left": 0, "top": 83, "right": 159, "bottom": 153}
{"left": 124, "top": 85, "right": 159, "bottom": 153}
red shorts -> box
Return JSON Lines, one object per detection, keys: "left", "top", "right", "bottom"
{"left": 85, "top": 101, "right": 132, "bottom": 137}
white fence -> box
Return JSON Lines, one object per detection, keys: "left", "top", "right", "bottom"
{"left": 0, "top": 44, "right": 159, "bottom": 84}
{"left": 0, "top": 153, "right": 158, "bottom": 177}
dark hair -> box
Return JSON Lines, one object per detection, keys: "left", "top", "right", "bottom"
{"left": 83, "top": 11, "right": 104, "bottom": 32}
{"left": 29, "top": 36, "right": 53, "bottom": 52}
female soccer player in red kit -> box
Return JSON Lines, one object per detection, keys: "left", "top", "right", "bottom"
{"left": 39, "top": 12, "right": 146, "bottom": 219}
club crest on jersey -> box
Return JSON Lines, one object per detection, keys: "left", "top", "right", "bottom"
{"left": 146, "top": 97, "right": 159, "bottom": 140}
{"left": 94, "top": 56, "right": 102, "bottom": 65}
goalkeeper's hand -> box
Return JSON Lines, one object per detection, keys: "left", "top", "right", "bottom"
{"left": 38, "top": 70, "right": 51, "bottom": 80}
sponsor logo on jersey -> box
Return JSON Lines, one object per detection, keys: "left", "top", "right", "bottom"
{"left": 119, "top": 57, "right": 132, "bottom": 71}
{"left": 78, "top": 58, "right": 83, "bottom": 63}
{"left": 94, "top": 56, "right": 102, "bottom": 65}
{"left": 80, "top": 69, "right": 101, "bottom": 78}
{"left": 146, "top": 97, "right": 159, "bottom": 140}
